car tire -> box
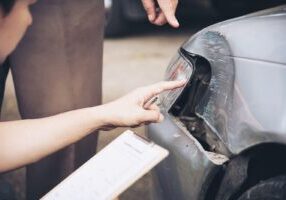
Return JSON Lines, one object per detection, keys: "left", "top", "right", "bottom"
{"left": 238, "top": 176, "right": 286, "bottom": 200}
{"left": 105, "top": 0, "right": 128, "bottom": 37}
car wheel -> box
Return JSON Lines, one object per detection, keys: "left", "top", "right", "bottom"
{"left": 238, "top": 176, "right": 286, "bottom": 200}
{"left": 104, "top": 0, "right": 128, "bottom": 37}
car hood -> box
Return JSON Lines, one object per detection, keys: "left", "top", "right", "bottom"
{"left": 181, "top": 5, "right": 286, "bottom": 154}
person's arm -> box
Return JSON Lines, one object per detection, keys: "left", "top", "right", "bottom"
{"left": 141, "top": 0, "right": 179, "bottom": 28}
{"left": 0, "top": 80, "right": 185, "bottom": 172}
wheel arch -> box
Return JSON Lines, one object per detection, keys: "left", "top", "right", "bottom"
{"left": 206, "top": 142, "right": 286, "bottom": 200}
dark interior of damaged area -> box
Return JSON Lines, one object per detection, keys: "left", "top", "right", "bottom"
{"left": 170, "top": 48, "right": 230, "bottom": 156}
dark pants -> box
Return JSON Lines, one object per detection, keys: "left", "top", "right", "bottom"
{"left": 0, "top": 179, "right": 16, "bottom": 200}
{"left": 9, "top": 0, "right": 104, "bottom": 199}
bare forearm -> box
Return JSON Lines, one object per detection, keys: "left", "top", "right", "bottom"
{"left": 0, "top": 80, "right": 185, "bottom": 172}
{"left": 0, "top": 105, "right": 107, "bottom": 172}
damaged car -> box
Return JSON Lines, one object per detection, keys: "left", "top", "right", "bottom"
{"left": 148, "top": 5, "right": 286, "bottom": 200}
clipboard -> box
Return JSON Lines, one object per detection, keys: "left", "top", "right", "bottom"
{"left": 41, "top": 130, "right": 169, "bottom": 200}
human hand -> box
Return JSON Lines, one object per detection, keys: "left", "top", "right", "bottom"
{"left": 141, "top": 0, "right": 179, "bottom": 28}
{"left": 101, "top": 80, "right": 185, "bottom": 130}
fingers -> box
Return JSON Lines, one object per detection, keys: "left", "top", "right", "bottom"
{"left": 154, "top": 80, "right": 186, "bottom": 93}
{"left": 141, "top": 0, "right": 156, "bottom": 22}
{"left": 157, "top": 0, "right": 179, "bottom": 28}
{"left": 140, "top": 110, "right": 164, "bottom": 123}
{"left": 142, "top": 0, "right": 179, "bottom": 28}
{"left": 147, "top": 104, "right": 160, "bottom": 112}
{"left": 153, "top": 12, "right": 167, "bottom": 26}
{"left": 143, "top": 96, "right": 159, "bottom": 109}
{"left": 143, "top": 80, "right": 186, "bottom": 101}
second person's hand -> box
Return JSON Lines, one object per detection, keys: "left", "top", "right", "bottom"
{"left": 141, "top": 0, "right": 179, "bottom": 28}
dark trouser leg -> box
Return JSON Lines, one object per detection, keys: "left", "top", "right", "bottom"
{"left": 0, "top": 179, "right": 16, "bottom": 200}
{"left": 0, "top": 60, "right": 9, "bottom": 112}
{"left": 9, "top": 0, "right": 104, "bottom": 199}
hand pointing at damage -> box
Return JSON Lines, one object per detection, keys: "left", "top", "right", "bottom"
{"left": 101, "top": 80, "right": 186, "bottom": 129}
{"left": 0, "top": 80, "right": 185, "bottom": 172}
{"left": 141, "top": 0, "right": 179, "bottom": 28}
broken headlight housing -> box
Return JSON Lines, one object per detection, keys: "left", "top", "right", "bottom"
{"left": 160, "top": 50, "right": 193, "bottom": 111}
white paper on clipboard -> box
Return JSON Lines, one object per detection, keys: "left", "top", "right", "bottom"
{"left": 41, "top": 130, "right": 169, "bottom": 200}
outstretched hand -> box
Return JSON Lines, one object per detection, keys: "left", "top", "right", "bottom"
{"left": 101, "top": 80, "right": 185, "bottom": 130}
{"left": 141, "top": 0, "right": 179, "bottom": 28}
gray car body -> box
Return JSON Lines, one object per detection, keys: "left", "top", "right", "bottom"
{"left": 148, "top": 5, "right": 286, "bottom": 200}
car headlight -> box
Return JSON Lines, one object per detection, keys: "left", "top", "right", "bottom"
{"left": 160, "top": 50, "right": 193, "bottom": 111}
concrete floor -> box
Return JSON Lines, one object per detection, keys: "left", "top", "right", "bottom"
{"left": 0, "top": 27, "right": 194, "bottom": 199}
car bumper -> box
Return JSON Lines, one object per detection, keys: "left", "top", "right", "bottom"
{"left": 147, "top": 111, "right": 227, "bottom": 200}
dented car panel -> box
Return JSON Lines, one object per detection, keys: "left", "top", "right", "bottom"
{"left": 148, "top": 5, "right": 286, "bottom": 200}
{"left": 148, "top": 113, "right": 222, "bottom": 200}
{"left": 182, "top": 5, "right": 286, "bottom": 154}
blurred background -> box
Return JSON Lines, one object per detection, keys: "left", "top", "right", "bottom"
{"left": 1, "top": 0, "right": 286, "bottom": 199}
